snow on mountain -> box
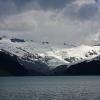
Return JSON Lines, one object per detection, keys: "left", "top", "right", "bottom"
{"left": 0, "top": 38, "right": 100, "bottom": 69}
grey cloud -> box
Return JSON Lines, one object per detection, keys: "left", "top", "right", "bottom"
{"left": 0, "top": 0, "right": 75, "bottom": 19}
{"left": 34, "top": 0, "right": 75, "bottom": 10}
{"left": 63, "top": 4, "right": 78, "bottom": 20}
{"left": 78, "top": 3, "right": 98, "bottom": 20}
{"left": 13, "top": 0, "right": 75, "bottom": 10}
{"left": 0, "top": 0, "right": 100, "bottom": 45}
{"left": 0, "top": 0, "right": 98, "bottom": 20}
{"left": 63, "top": 2, "right": 99, "bottom": 21}
{"left": 0, "top": 0, "right": 17, "bottom": 18}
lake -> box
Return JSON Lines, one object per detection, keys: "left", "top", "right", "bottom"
{"left": 0, "top": 76, "right": 100, "bottom": 100}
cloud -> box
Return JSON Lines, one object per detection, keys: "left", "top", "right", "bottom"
{"left": 0, "top": 0, "right": 100, "bottom": 45}
{"left": 63, "top": 0, "right": 99, "bottom": 21}
{"left": 0, "top": 9, "right": 99, "bottom": 44}
{"left": 0, "top": 0, "right": 17, "bottom": 18}
{"left": 13, "top": 0, "right": 75, "bottom": 10}
{"left": 78, "top": 3, "right": 98, "bottom": 20}
{"left": 33, "top": 0, "right": 75, "bottom": 10}
{"left": 0, "top": 0, "right": 75, "bottom": 16}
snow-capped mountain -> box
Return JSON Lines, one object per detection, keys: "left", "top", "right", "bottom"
{"left": 0, "top": 37, "right": 100, "bottom": 70}
{"left": 1, "top": 37, "right": 100, "bottom": 75}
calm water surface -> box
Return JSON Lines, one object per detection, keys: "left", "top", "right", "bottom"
{"left": 0, "top": 76, "right": 100, "bottom": 100}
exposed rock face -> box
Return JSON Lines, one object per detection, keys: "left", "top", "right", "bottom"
{"left": 66, "top": 56, "right": 100, "bottom": 75}
{"left": 51, "top": 56, "right": 100, "bottom": 75}
{"left": 0, "top": 50, "right": 28, "bottom": 76}
{"left": 10, "top": 38, "right": 25, "bottom": 43}
{"left": 0, "top": 50, "right": 48, "bottom": 76}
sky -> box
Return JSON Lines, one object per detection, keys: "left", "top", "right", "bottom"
{"left": 0, "top": 0, "right": 100, "bottom": 45}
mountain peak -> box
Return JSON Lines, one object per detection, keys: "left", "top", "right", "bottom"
{"left": 0, "top": 38, "right": 100, "bottom": 69}
{"left": 1, "top": 38, "right": 100, "bottom": 75}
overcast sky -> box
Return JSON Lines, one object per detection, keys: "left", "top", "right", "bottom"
{"left": 0, "top": 0, "right": 100, "bottom": 45}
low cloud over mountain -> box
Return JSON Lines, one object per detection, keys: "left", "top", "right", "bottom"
{"left": 0, "top": 0, "right": 100, "bottom": 45}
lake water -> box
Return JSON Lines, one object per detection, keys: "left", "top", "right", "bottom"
{"left": 0, "top": 76, "right": 100, "bottom": 100}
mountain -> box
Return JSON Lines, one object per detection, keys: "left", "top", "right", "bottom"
{"left": 52, "top": 55, "right": 100, "bottom": 75}
{"left": 0, "top": 49, "right": 28, "bottom": 76}
{"left": 0, "top": 38, "right": 100, "bottom": 75}
{"left": 66, "top": 55, "right": 100, "bottom": 75}
{"left": 0, "top": 50, "right": 50, "bottom": 76}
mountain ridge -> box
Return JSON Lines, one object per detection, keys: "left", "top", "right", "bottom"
{"left": 0, "top": 38, "right": 100, "bottom": 75}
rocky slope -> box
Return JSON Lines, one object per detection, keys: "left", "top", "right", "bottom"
{"left": 0, "top": 37, "right": 100, "bottom": 75}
